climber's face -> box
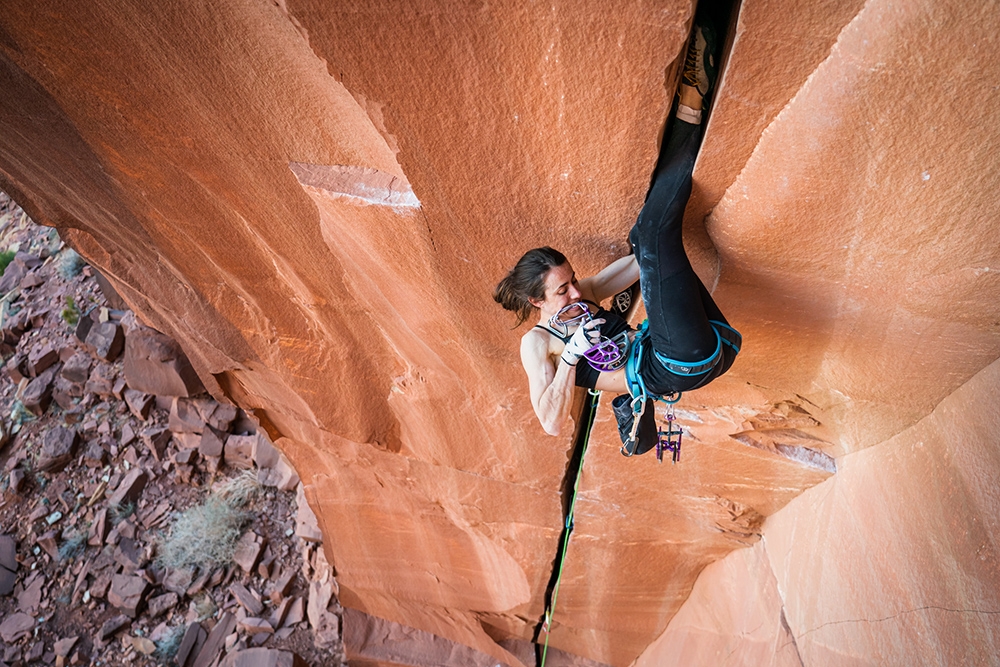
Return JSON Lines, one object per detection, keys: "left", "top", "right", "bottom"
{"left": 534, "top": 262, "right": 582, "bottom": 316}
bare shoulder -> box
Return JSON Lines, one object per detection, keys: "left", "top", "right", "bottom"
{"left": 520, "top": 326, "right": 551, "bottom": 361}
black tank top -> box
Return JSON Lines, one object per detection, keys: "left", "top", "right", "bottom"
{"left": 534, "top": 306, "right": 631, "bottom": 389}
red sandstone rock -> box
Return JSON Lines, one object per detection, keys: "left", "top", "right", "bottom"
{"left": 0, "top": 1, "right": 998, "bottom": 664}
{"left": 122, "top": 325, "right": 205, "bottom": 397}
{"left": 219, "top": 648, "right": 308, "bottom": 667}
{"left": 147, "top": 591, "right": 179, "bottom": 618}
{"left": 84, "top": 362, "right": 116, "bottom": 397}
{"left": 22, "top": 364, "right": 58, "bottom": 416}
{"left": 98, "top": 614, "right": 130, "bottom": 641}
{"left": 224, "top": 434, "right": 256, "bottom": 470}
{"left": 0, "top": 612, "right": 34, "bottom": 642}
{"left": 108, "top": 468, "right": 147, "bottom": 507}
{"left": 170, "top": 396, "right": 208, "bottom": 433}
{"left": 198, "top": 428, "right": 226, "bottom": 472}
{"left": 141, "top": 426, "right": 171, "bottom": 460}
{"left": 37, "top": 426, "right": 79, "bottom": 472}
{"left": 192, "top": 612, "right": 237, "bottom": 667}
{"left": 0, "top": 534, "right": 16, "bottom": 596}
{"left": 230, "top": 581, "right": 264, "bottom": 616}
{"left": 124, "top": 388, "right": 154, "bottom": 419}
{"left": 28, "top": 344, "right": 58, "bottom": 377}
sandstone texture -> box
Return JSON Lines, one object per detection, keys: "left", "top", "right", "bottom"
{"left": 0, "top": 0, "right": 997, "bottom": 665}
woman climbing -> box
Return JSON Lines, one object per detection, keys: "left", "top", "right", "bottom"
{"left": 493, "top": 12, "right": 741, "bottom": 455}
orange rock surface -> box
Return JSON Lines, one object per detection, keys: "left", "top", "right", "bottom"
{"left": 0, "top": 0, "right": 997, "bottom": 665}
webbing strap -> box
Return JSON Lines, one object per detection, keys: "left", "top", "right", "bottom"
{"left": 652, "top": 320, "right": 743, "bottom": 376}
{"left": 537, "top": 389, "right": 600, "bottom": 667}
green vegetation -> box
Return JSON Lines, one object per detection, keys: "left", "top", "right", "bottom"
{"left": 61, "top": 295, "right": 80, "bottom": 325}
{"left": 0, "top": 249, "right": 15, "bottom": 276}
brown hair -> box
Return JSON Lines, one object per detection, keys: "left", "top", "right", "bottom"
{"left": 493, "top": 246, "right": 567, "bottom": 326}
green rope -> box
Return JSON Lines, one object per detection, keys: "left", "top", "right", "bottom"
{"left": 539, "top": 389, "right": 601, "bottom": 666}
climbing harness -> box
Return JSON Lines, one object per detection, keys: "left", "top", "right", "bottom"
{"left": 549, "top": 302, "right": 630, "bottom": 372}
{"left": 534, "top": 389, "right": 600, "bottom": 667}
{"left": 618, "top": 319, "right": 741, "bottom": 458}
{"left": 652, "top": 319, "right": 742, "bottom": 376}
{"left": 618, "top": 320, "right": 682, "bottom": 456}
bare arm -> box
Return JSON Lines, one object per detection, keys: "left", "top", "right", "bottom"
{"left": 579, "top": 254, "right": 639, "bottom": 304}
{"left": 521, "top": 332, "right": 578, "bottom": 436}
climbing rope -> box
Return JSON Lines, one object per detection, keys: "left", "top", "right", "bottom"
{"left": 536, "top": 388, "right": 601, "bottom": 667}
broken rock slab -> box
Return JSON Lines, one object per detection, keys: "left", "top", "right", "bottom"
{"left": 108, "top": 468, "right": 148, "bottom": 507}
{"left": 230, "top": 581, "right": 264, "bottom": 616}
{"left": 84, "top": 362, "right": 117, "bottom": 397}
{"left": 28, "top": 343, "right": 59, "bottom": 377}
{"left": 22, "top": 364, "right": 59, "bottom": 416}
{"left": 170, "top": 397, "right": 208, "bottom": 434}
{"left": 37, "top": 425, "right": 79, "bottom": 472}
{"left": 233, "top": 531, "right": 266, "bottom": 574}
{"left": 123, "top": 324, "right": 204, "bottom": 397}
{"left": 51, "top": 375, "right": 84, "bottom": 410}
{"left": 123, "top": 388, "right": 154, "bottom": 420}
{"left": 192, "top": 611, "right": 236, "bottom": 667}
{"left": 99, "top": 614, "right": 131, "bottom": 641}
{"left": 0, "top": 534, "right": 16, "bottom": 596}
{"left": 142, "top": 426, "right": 172, "bottom": 461}
{"left": 60, "top": 352, "right": 92, "bottom": 384}
{"left": 0, "top": 612, "right": 34, "bottom": 643}
{"left": 295, "top": 484, "right": 323, "bottom": 543}
{"left": 237, "top": 618, "right": 274, "bottom": 636}
{"left": 219, "top": 648, "right": 308, "bottom": 667}
{"left": 307, "top": 577, "right": 341, "bottom": 651}
{"left": 108, "top": 573, "right": 150, "bottom": 617}
{"left": 225, "top": 434, "right": 256, "bottom": 470}
{"left": 147, "top": 591, "right": 179, "bottom": 618}
{"left": 53, "top": 636, "right": 78, "bottom": 658}
{"left": 84, "top": 321, "right": 124, "bottom": 362}
{"left": 198, "top": 428, "right": 226, "bottom": 472}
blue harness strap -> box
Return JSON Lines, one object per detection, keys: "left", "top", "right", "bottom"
{"left": 626, "top": 320, "right": 742, "bottom": 397}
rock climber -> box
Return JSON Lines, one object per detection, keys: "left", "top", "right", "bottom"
{"left": 493, "top": 12, "right": 741, "bottom": 455}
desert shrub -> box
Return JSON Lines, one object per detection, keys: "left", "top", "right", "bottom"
{"left": 156, "top": 474, "right": 261, "bottom": 571}
{"left": 153, "top": 625, "right": 186, "bottom": 664}
{"left": 110, "top": 500, "right": 136, "bottom": 523}
{"left": 0, "top": 249, "right": 15, "bottom": 276}
{"left": 57, "top": 248, "right": 86, "bottom": 279}
{"left": 58, "top": 529, "right": 88, "bottom": 561}
{"left": 61, "top": 295, "right": 80, "bottom": 325}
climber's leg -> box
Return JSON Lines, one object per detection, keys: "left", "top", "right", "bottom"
{"left": 625, "top": 15, "right": 731, "bottom": 395}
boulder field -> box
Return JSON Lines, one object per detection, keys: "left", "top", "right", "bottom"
{"left": 0, "top": 1, "right": 998, "bottom": 665}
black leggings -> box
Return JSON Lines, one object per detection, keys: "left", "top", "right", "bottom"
{"left": 628, "top": 119, "right": 736, "bottom": 395}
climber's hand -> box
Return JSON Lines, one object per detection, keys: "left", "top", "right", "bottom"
{"left": 561, "top": 318, "right": 604, "bottom": 366}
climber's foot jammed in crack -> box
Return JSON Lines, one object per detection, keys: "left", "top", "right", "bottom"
{"left": 493, "top": 5, "right": 741, "bottom": 455}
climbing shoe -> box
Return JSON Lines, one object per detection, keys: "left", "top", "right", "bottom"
{"left": 612, "top": 394, "right": 659, "bottom": 456}
{"left": 681, "top": 21, "right": 719, "bottom": 102}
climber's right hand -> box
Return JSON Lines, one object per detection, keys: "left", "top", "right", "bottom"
{"left": 561, "top": 318, "right": 604, "bottom": 366}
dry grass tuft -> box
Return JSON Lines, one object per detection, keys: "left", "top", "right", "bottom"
{"left": 155, "top": 473, "right": 262, "bottom": 571}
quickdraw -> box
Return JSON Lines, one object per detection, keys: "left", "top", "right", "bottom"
{"left": 620, "top": 321, "right": 684, "bottom": 457}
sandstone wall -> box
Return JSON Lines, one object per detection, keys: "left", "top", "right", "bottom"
{"left": 0, "top": 0, "right": 996, "bottom": 665}
{"left": 638, "top": 354, "right": 1000, "bottom": 666}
